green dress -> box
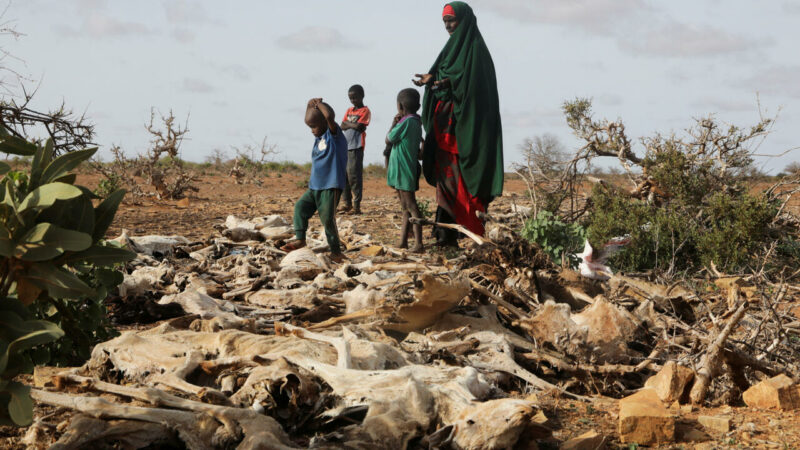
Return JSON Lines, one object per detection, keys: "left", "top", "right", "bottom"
{"left": 387, "top": 115, "right": 422, "bottom": 192}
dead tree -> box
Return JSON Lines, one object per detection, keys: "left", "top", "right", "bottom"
{"left": 229, "top": 136, "right": 278, "bottom": 185}
{"left": 140, "top": 109, "right": 198, "bottom": 200}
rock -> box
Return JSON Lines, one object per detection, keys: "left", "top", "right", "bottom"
{"left": 676, "top": 423, "right": 709, "bottom": 443}
{"left": 33, "top": 366, "right": 73, "bottom": 388}
{"left": 561, "top": 430, "right": 605, "bottom": 450}
{"left": 618, "top": 388, "right": 676, "bottom": 445}
{"left": 697, "top": 415, "right": 731, "bottom": 433}
{"left": 644, "top": 361, "right": 695, "bottom": 403}
{"left": 359, "top": 245, "right": 385, "bottom": 257}
{"left": 742, "top": 374, "right": 800, "bottom": 410}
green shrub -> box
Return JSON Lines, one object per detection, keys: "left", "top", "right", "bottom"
{"left": 363, "top": 163, "right": 387, "bottom": 178}
{"left": 27, "top": 261, "right": 125, "bottom": 366}
{"left": 583, "top": 131, "right": 779, "bottom": 274}
{"left": 0, "top": 129, "right": 135, "bottom": 425}
{"left": 521, "top": 210, "right": 586, "bottom": 268}
{"left": 94, "top": 172, "right": 122, "bottom": 198}
{"left": 417, "top": 199, "right": 433, "bottom": 220}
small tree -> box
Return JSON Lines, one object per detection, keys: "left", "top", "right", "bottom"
{"left": 513, "top": 134, "right": 572, "bottom": 216}
{"left": 229, "top": 136, "right": 278, "bottom": 185}
{"left": 141, "top": 109, "right": 198, "bottom": 199}
{"left": 558, "top": 98, "right": 793, "bottom": 276}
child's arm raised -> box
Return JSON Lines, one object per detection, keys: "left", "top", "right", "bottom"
{"left": 308, "top": 98, "right": 338, "bottom": 134}
{"left": 317, "top": 102, "right": 338, "bottom": 134}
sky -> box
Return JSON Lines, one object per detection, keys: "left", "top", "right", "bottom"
{"left": 6, "top": 0, "right": 800, "bottom": 173}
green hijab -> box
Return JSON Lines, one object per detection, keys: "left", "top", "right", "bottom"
{"left": 421, "top": 1, "right": 504, "bottom": 201}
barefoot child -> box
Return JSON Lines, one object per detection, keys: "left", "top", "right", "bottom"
{"left": 386, "top": 88, "right": 424, "bottom": 252}
{"left": 340, "top": 84, "right": 371, "bottom": 215}
{"left": 281, "top": 98, "right": 348, "bottom": 262}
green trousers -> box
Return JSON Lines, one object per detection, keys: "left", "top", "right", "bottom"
{"left": 293, "top": 189, "right": 342, "bottom": 253}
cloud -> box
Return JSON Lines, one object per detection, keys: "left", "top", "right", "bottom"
{"left": 276, "top": 27, "right": 358, "bottom": 52}
{"left": 784, "top": 2, "right": 800, "bottom": 14}
{"left": 57, "top": 12, "right": 151, "bottom": 38}
{"left": 471, "top": 0, "right": 652, "bottom": 36}
{"left": 162, "top": 0, "right": 211, "bottom": 25}
{"left": 691, "top": 96, "right": 756, "bottom": 113}
{"left": 739, "top": 65, "right": 800, "bottom": 98}
{"left": 171, "top": 28, "right": 195, "bottom": 43}
{"left": 621, "top": 22, "right": 770, "bottom": 58}
{"left": 596, "top": 93, "right": 623, "bottom": 106}
{"left": 182, "top": 78, "right": 216, "bottom": 93}
{"left": 504, "top": 108, "right": 564, "bottom": 129}
{"left": 219, "top": 64, "right": 251, "bottom": 81}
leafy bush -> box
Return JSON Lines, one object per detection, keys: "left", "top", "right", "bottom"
{"left": 27, "top": 261, "right": 125, "bottom": 366}
{"left": 0, "top": 129, "right": 135, "bottom": 425}
{"left": 417, "top": 199, "right": 433, "bottom": 220}
{"left": 363, "top": 163, "right": 387, "bottom": 178}
{"left": 0, "top": 298, "right": 63, "bottom": 426}
{"left": 521, "top": 210, "right": 586, "bottom": 268}
{"left": 568, "top": 99, "right": 782, "bottom": 274}
{"left": 94, "top": 172, "right": 121, "bottom": 198}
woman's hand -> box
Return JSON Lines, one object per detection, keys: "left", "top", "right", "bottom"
{"left": 413, "top": 73, "right": 433, "bottom": 86}
{"left": 433, "top": 78, "right": 451, "bottom": 89}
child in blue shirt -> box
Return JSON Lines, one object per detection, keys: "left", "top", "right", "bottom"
{"left": 281, "top": 98, "right": 348, "bottom": 262}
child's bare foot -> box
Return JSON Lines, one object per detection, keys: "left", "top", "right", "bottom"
{"left": 329, "top": 252, "right": 347, "bottom": 263}
{"left": 339, "top": 204, "right": 352, "bottom": 213}
{"left": 280, "top": 240, "right": 306, "bottom": 252}
{"left": 410, "top": 244, "right": 424, "bottom": 253}
{"left": 396, "top": 239, "right": 408, "bottom": 249}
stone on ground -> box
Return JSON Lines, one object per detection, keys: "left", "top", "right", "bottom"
{"left": 742, "top": 374, "right": 800, "bottom": 410}
{"left": 697, "top": 415, "right": 731, "bottom": 433}
{"left": 561, "top": 430, "right": 605, "bottom": 450}
{"left": 618, "top": 388, "right": 676, "bottom": 445}
{"left": 644, "top": 360, "right": 694, "bottom": 403}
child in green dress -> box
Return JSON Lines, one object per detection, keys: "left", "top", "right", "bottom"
{"left": 385, "top": 88, "right": 424, "bottom": 252}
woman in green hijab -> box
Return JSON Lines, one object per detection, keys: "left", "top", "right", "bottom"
{"left": 413, "top": 1, "right": 504, "bottom": 245}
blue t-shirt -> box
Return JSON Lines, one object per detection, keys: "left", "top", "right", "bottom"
{"left": 309, "top": 125, "right": 348, "bottom": 191}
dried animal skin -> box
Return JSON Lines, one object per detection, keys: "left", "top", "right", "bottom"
{"left": 448, "top": 399, "right": 538, "bottom": 450}
{"left": 343, "top": 284, "right": 385, "bottom": 313}
{"left": 517, "top": 300, "right": 588, "bottom": 356}
{"left": 49, "top": 415, "right": 180, "bottom": 450}
{"left": 119, "top": 263, "right": 174, "bottom": 297}
{"left": 159, "top": 288, "right": 248, "bottom": 330}
{"left": 118, "top": 231, "right": 190, "bottom": 257}
{"left": 246, "top": 286, "right": 318, "bottom": 310}
{"left": 279, "top": 247, "right": 325, "bottom": 279}
{"left": 383, "top": 274, "right": 470, "bottom": 333}
{"left": 572, "top": 296, "right": 641, "bottom": 363}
